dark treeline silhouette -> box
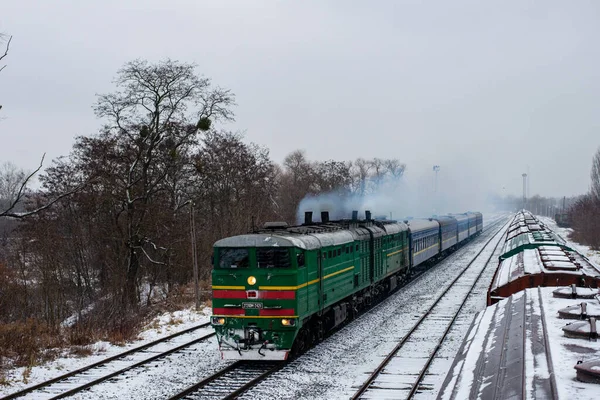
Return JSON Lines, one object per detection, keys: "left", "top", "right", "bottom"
{"left": 567, "top": 147, "right": 600, "bottom": 249}
{"left": 0, "top": 60, "right": 404, "bottom": 371}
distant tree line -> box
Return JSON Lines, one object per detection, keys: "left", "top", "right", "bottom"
{"left": 567, "top": 147, "right": 600, "bottom": 249}
{"left": 0, "top": 59, "right": 404, "bottom": 370}
{"left": 487, "top": 192, "right": 576, "bottom": 218}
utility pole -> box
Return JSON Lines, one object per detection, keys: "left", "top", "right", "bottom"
{"left": 433, "top": 165, "right": 440, "bottom": 193}
{"left": 433, "top": 165, "right": 440, "bottom": 214}
{"left": 190, "top": 201, "right": 200, "bottom": 310}
{"left": 522, "top": 173, "right": 527, "bottom": 210}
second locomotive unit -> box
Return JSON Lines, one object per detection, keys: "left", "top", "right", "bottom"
{"left": 211, "top": 210, "right": 482, "bottom": 360}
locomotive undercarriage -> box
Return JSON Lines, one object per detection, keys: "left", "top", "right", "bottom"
{"left": 218, "top": 326, "right": 291, "bottom": 360}
{"left": 291, "top": 267, "right": 411, "bottom": 357}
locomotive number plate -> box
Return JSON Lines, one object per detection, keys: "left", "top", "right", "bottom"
{"left": 242, "top": 302, "right": 263, "bottom": 309}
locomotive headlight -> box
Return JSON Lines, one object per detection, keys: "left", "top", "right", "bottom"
{"left": 281, "top": 319, "right": 295, "bottom": 326}
{"left": 212, "top": 317, "right": 226, "bottom": 325}
{"left": 247, "top": 276, "right": 257, "bottom": 285}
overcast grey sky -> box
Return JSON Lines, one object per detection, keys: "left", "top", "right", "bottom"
{"left": 1, "top": 0, "right": 599, "bottom": 200}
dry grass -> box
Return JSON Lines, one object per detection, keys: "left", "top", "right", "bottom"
{"left": 0, "top": 282, "right": 208, "bottom": 375}
{"left": 0, "top": 319, "right": 63, "bottom": 368}
{"left": 0, "top": 370, "right": 10, "bottom": 386}
{"left": 70, "top": 346, "right": 93, "bottom": 358}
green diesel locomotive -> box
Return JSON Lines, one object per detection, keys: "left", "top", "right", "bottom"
{"left": 211, "top": 210, "right": 481, "bottom": 360}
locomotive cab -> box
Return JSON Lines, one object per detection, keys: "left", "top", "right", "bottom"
{"left": 211, "top": 235, "right": 308, "bottom": 360}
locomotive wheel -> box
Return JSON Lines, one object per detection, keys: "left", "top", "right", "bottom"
{"left": 291, "top": 327, "right": 309, "bottom": 356}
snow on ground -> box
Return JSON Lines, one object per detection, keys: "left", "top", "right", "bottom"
{"left": 0, "top": 306, "right": 211, "bottom": 398}
{"left": 539, "top": 216, "right": 600, "bottom": 267}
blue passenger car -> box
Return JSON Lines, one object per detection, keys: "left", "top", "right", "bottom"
{"left": 432, "top": 215, "right": 458, "bottom": 252}
{"left": 474, "top": 212, "right": 483, "bottom": 233}
{"left": 466, "top": 212, "right": 478, "bottom": 237}
{"left": 407, "top": 219, "right": 440, "bottom": 267}
{"left": 452, "top": 214, "right": 470, "bottom": 243}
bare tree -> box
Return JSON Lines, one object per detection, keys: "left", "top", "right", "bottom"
{"left": 352, "top": 158, "right": 372, "bottom": 196}
{"left": 94, "top": 59, "right": 235, "bottom": 308}
{"left": 0, "top": 34, "right": 12, "bottom": 113}
{"left": 383, "top": 159, "right": 406, "bottom": 179}
{"left": 0, "top": 162, "right": 26, "bottom": 208}
{"left": 0, "top": 155, "right": 85, "bottom": 218}
{"left": 0, "top": 34, "right": 10, "bottom": 73}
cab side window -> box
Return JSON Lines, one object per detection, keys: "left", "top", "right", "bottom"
{"left": 297, "top": 253, "right": 305, "bottom": 268}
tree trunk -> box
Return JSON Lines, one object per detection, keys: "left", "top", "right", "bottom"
{"left": 124, "top": 245, "right": 140, "bottom": 309}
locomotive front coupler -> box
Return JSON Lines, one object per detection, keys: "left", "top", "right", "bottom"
{"left": 258, "top": 340, "right": 269, "bottom": 356}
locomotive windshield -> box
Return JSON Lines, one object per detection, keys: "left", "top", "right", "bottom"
{"left": 218, "top": 248, "right": 250, "bottom": 268}
{"left": 257, "top": 248, "right": 291, "bottom": 268}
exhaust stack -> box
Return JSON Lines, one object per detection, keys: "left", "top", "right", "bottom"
{"left": 304, "top": 211, "right": 313, "bottom": 225}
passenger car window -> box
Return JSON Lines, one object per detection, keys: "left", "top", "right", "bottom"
{"left": 219, "top": 248, "right": 249, "bottom": 268}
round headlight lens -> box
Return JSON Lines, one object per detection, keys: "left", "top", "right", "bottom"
{"left": 247, "top": 276, "right": 257, "bottom": 285}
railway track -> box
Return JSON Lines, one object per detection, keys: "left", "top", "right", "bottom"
{"left": 1, "top": 323, "right": 215, "bottom": 400}
{"left": 350, "top": 217, "right": 509, "bottom": 400}
{"left": 167, "top": 360, "right": 284, "bottom": 400}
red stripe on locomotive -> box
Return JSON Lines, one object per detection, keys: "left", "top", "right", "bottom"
{"left": 213, "top": 290, "right": 296, "bottom": 300}
{"left": 213, "top": 307, "right": 245, "bottom": 315}
{"left": 260, "top": 291, "right": 296, "bottom": 300}
{"left": 259, "top": 308, "right": 295, "bottom": 316}
{"left": 213, "top": 290, "right": 247, "bottom": 299}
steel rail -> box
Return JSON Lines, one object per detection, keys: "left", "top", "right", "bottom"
{"left": 166, "top": 360, "right": 243, "bottom": 400}
{"left": 405, "top": 218, "right": 508, "bottom": 399}
{"left": 166, "top": 361, "right": 283, "bottom": 400}
{"left": 1, "top": 322, "right": 212, "bottom": 400}
{"left": 221, "top": 362, "right": 284, "bottom": 399}
{"left": 50, "top": 330, "right": 216, "bottom": 399}
{"left": 351, "top": 216, "right": 510, "bottom": 400}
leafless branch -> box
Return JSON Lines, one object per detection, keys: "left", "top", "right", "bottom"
{"left": 0, "top": 153, "right": 87, "bottom": 218}
{"left": 0, "top": 35, "right": 11, "bottom": 65}
{"left": 139, "top": 246, "right": 167, "bottom": 265}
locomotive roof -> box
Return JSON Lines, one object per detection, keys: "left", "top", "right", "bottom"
{"left": 377, "top": 221, "right": 409, "bottom": 234}
{"left": 213, "top": 220, "right": 408, "bottom": 250}
{"left": 214, "top": 230, "right": 355, "bottom": 250}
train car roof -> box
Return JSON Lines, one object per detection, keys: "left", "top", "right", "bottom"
{"left": 500, "top": 231, "right": 567, "bottom": 260}
{"left": 406, "top": 218, "right": 439, "bottom": 232}
{"left": 440, "top": 287, "right": 600, "bottom": 399}
{"left": 450, "top": 213, "right": 468, "bottom": 222}
{"left": 431, "top": 215, "right": 457, "bottom": 226}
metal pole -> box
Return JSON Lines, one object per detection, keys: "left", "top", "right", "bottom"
{"left": 433, "top": 165, "right": 440, "bottom": 193}
{"left": 190, "top": 202, "right": 200, "bottom": 310}
{"left": 522, "top": 173, "right": 527, "bottom": 210}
